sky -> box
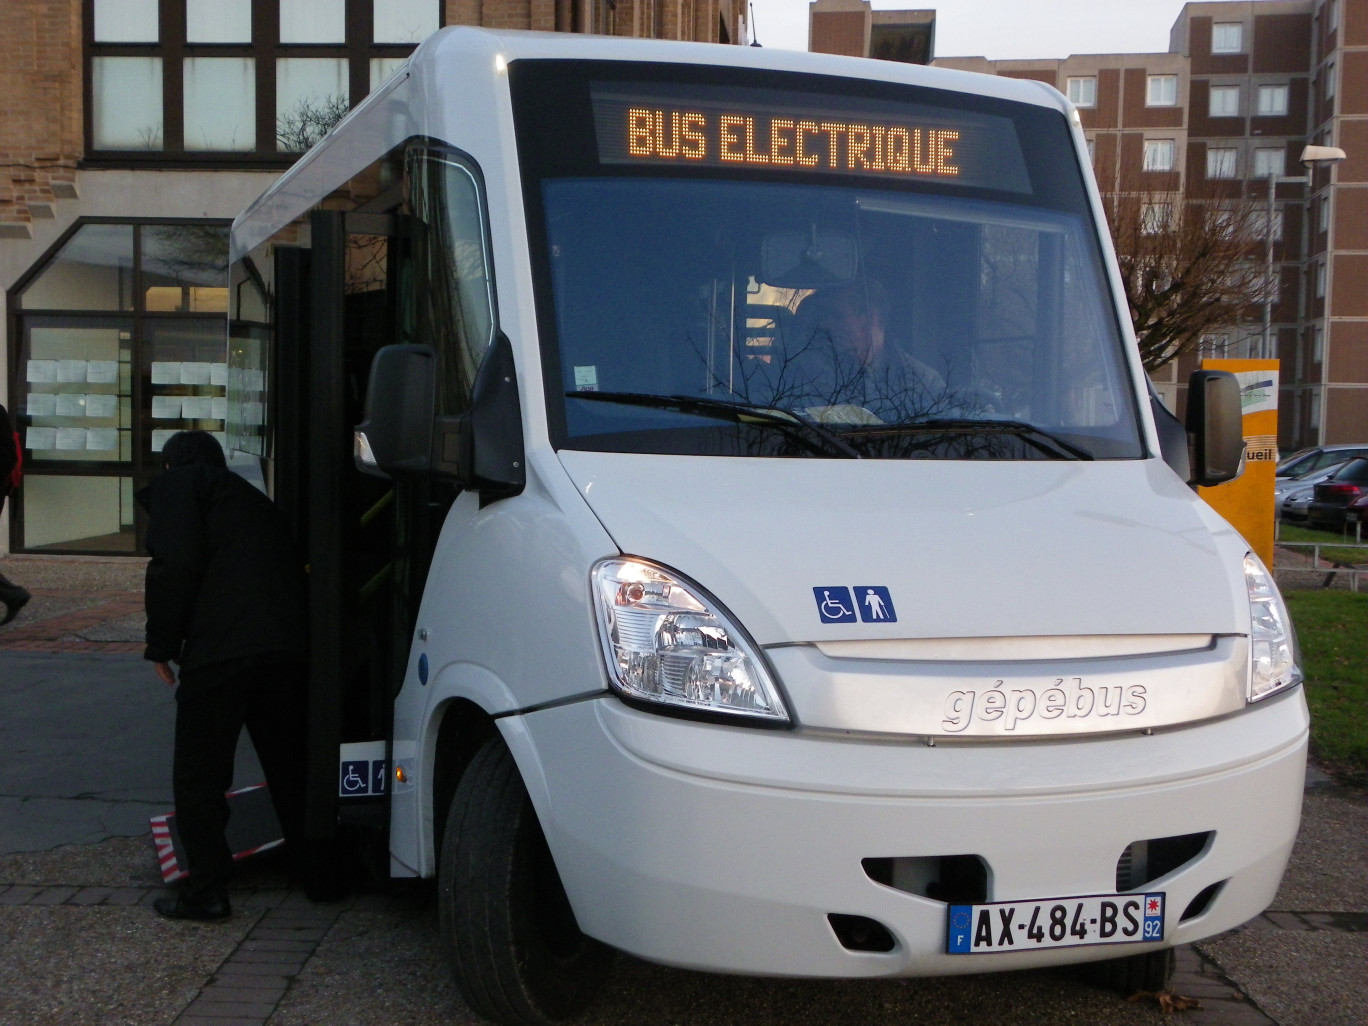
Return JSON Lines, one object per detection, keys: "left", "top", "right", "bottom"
{"left": 745, "top": 0, "right": 1210, "bottom": 60}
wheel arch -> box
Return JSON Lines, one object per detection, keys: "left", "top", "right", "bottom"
{"left": 430, "top": 696, "right": 499, "bottom": 864}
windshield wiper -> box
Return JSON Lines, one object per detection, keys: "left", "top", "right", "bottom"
{"left": 565, "top": 391, "right": 862, "bottom": 459}
{"left": 846, "top": 417, "right": 1094, "bottom": 460}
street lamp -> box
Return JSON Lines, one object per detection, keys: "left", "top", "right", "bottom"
{"left": 1259, "top": 144, "right": 1346, "bottom": 360}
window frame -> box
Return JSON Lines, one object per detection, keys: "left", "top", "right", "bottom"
{"left": 7, "top": 216, "right": 234, "bottom": 555}
{"left": 1143, "top": 139, "right": 1176, "bottom": 172}
{"left": 1209, "top": 84, "right": 1241, "bottom": 118}
{"left": 83, "top": 0, "right": 437, "bottom": 166}
{"left": 1256, "top": 83, "right": 1289, "bottom": 116}
{"left": 1211, "top": 21, "right": 1244, "bottom": 54}
{"left": 1146, "top": 74, "right": 1177, "bottom": 107}
{"left": 1140, "top": 201, "right": 1172, "bottom": 235}
{"left": 1253, "top": 147, "right": 1285, "bottom": 178}
{"left": 1066, "top": 76, "right": 1097, "bottom": 108}
{"left": 1206, "top": 147, "right": 1238, "bottom": 179}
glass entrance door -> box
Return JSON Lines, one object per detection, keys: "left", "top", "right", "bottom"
{"left": 9, "top": 220, "right": 229, "bottom": 554}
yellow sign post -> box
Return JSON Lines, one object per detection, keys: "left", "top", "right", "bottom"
{"left": 1197, "top": 360, "right": 1280, "bottom": 566}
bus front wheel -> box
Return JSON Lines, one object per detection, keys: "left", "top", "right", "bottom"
{"left": 438, "top": 736, "right": 613, "bottom": 1026}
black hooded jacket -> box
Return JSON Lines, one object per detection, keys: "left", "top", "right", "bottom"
{"left": 138, "top": 464, "right": 307, "bottom": 673}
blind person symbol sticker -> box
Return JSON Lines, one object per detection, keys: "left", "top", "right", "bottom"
{"left": 857, "top": 586, "right": 896, "bottom": 623}
{"left": 814, "top": 586, "right": 897, "bottom": 624}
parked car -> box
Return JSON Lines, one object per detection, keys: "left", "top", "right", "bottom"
{"left": 1276, "top": 444, "right": 1368, "bottom": 479}
{"left": 1275, "top": 459, "right": 1352, "bottom": 512}
{"left": 1307, "top": 459, "right": 1368, "bottom": 530}
{"left": 1281, "top": 488, "right": 1317, "bottom": 523}
{"left": 1345, "top": 491, "right": 1368, "bottom": 530}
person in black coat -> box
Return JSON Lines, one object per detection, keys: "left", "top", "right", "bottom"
{"left": 140, "top": 430, "right": 310, "bottom": 921}
{"left": 0, "top": 403, "right": 31, "bottom": 625}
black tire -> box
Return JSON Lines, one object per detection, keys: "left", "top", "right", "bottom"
{"left": 438, "top": 736, "right": 613, "bottom": 1026}
{"left": 1077, "top": 946, "right": 1175, "bottom": 994}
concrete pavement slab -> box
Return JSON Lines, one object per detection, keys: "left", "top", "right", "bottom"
{"left": 1269, "top": 788, "right": 1367, "bottom": 912}
{"left": 0, "top": 651, "right": 264, "bottom": 855}
{"left": 1197, "top": 929, "right": 1367, "bottom": 1026}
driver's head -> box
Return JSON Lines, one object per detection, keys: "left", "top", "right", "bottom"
{"left": 800, "top": 281, "right": 889, "bottom": 365}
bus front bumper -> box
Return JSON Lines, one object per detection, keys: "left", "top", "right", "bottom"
{"left": 510, "top": 690, "right": 1308, "bottom": 977}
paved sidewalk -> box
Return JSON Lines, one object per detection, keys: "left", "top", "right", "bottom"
{"left": 1, "top": 555, "right": 1363, "bottom": 1026}
{"left": 0, "top": 554, "right": 146, "bottom": 653}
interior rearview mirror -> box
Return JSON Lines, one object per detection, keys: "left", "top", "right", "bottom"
{"left": 761, "top": 226, "right": 858, "bottom": 288}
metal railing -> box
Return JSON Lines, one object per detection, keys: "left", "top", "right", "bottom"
{"left": 1274, "top": 519, "right": 1367, "bottom": 592}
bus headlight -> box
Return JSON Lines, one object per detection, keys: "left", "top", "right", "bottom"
{"left": 591, "top": 558, "right": 790, "bottom": 725}
{"left": 1244, "top": 553, "right": 1302, "bottom": 702}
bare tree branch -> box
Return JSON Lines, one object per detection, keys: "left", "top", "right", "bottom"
{"left": 1101, "top": 169, "right": 1270, "bottom": 372}
{"left": 276, "top": 94, "right": 350, "bottom": 153}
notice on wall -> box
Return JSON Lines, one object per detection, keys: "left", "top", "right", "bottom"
{"left": 55, "top": 427, "right": 88, "bottom": 450}
{"left": 26, "top": 360, "right": 58, "bottom": 383}
{"left": 86, "top": 361, "right": 120, "bottom": 385}
{"left": 180, "top": 362, "right": 212, "bottom": 386}
{"left": 151, "top": 396, "right": 182, "bottom": 419}
{"left": 150, "top": 429, "right": 176, "bottom": 452}
{"left": 180, "top": 396, "right": 213, "bottom": 419}
{"left": 57, "top": 360, "right": 88, "bottom": 383}
{"left": 210, "top": 363, "right": 229, "bottom": 386}
{"left": 211, "top": 396, "right": 228, "bottom": 420}
{"left": 84, "top": 394, "right": 119, "bottom": 418}
{"left": 25, "top": 427, "right": 57, "bottom": 450}
{"left": 55, "top": 394, "right": 87, "bottom": 418}
{"left": 151, "top": 362, "right": 182, "bottom": 384}
{"left": 86, "top": 428, "right": 120, "bottom": 451}
{"left": 25, "top": 394, "right": 57, "bottom": 417}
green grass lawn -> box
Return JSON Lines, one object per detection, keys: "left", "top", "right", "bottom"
{"left": 1285, "top": 590, "right": 1368, "bottom": 780}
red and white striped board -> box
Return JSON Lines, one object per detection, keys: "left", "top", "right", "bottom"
{"left": 149, "top": 783, "right": 284, "bottom": 883}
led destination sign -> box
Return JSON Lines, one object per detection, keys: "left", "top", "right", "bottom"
{"left": 628, "top": 108, "right": 962, "bottom": 177}
{"left": 593, "top": 86, "right": 1031, "bottom": 192}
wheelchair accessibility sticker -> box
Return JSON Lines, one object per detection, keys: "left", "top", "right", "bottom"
{"left": 338, "top": 740, "right": 388, "bottom": 797}
{"left": 814, "top": 586, "right": 896, "bottom": 624}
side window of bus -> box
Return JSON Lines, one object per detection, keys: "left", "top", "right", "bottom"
{"left": 405, "top": 146, "right": 495, "bottom": 416}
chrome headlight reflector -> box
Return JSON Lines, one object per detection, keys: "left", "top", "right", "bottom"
{"left": 591, "top": 558, "right": 790, "bottom": 724}
{"left": 1244, "top": 553, "right": 1302, "bottom": 702}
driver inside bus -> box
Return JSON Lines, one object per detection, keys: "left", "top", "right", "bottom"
{"left": 775, "top": 279, "right": 946, "bottom": 422}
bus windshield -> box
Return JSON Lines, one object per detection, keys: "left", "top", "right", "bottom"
{"left": 513, "top": 63, "right": 1144, "bottom": 460}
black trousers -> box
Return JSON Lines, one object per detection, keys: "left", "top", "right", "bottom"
{"left": 173, "top": 654, "right": 308, "bottom": 897}
{"left": 0, "top": 493, "right": 22, "bottom": 603}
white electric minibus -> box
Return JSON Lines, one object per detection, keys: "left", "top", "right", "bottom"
{"left": 226, "top": 27, "right": 1307, "bottom": 1026}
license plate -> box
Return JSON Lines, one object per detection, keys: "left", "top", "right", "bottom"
{"left": 947, "top": 893, "right": 1164, "bottom": 954}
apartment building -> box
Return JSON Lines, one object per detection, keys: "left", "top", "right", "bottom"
{"left": 0, "top": 0, "right": 746, "bottom": 557}
{"left": 934, "top": 0, "right": 1365, "bottom": 451}
{"left": 808, "top": 0, "right": 935, "bottom": 63}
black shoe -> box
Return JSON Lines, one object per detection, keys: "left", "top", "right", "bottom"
{"left": 153, "top": 891, "right": 231, "bottom": 922}
{"left": 0, "top": 589, "right": 29, "bottom": 626}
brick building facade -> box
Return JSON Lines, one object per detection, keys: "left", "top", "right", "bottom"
{"left": 0, "top": 0, "right": 746, "bottom": 556}
{"left": 934, "top": 0, "right": 1366, "bottom": 451}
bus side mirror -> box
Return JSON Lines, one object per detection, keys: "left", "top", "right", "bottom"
{"left": 354, "top": 344, "right": 436, "bottom": 478}
{"left": 1185, "top": 369, "right": 1244, "bottom": 487}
